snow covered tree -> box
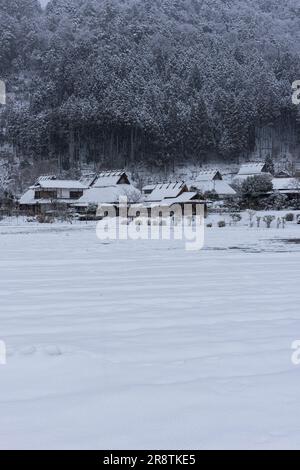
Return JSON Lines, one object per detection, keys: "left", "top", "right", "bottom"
{"left": 240, "top": 175, "right": 273, "bottom": 209}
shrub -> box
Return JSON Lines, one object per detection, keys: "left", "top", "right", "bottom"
{"left": 285, "top": 213, "right": 294, "bottom": 222}
{"left": 287, "top": 197, "right": 300, "bottom": 210}
{"left": 240, "top": 175, "right": 273, "bottom": 209}
{"left": 264, "top": 192, "right": 288, "bottom": 210}
{"left": 230, "top": 214, "right": 242, "bottom": 225}
{"left": 218, "top": 220, "right": 226, "bottom": 228}
{"left": 225, "top": 197, "right": 243, "bottom": 212}
{"left": 36, "top": 214, "right": 54, "bottom": 224}
{"left": 263, "top": 215, "right": 275, "bottom": 228}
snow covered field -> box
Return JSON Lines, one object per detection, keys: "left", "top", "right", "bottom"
{"left": 1, "top": 216, "right": 300, "bottom": 450}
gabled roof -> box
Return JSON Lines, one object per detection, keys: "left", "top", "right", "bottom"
{"left": 237, "top": 163, "right": 267, "bottom": 176}
{"left": 274, "top": 171, "right": 292, "bottom": 178}
{"left": 34, "top": 180, "right": 87, "bottom": 190}
{"left": 92, "top": 171, "right": 129, "bottom": 188}
{"left": 159, "top": 192, "right": 201, "bottom": 206}
{"left": 194, "top": 170, "right": 222, "bottom": 181}
{"left": 272, "top": 178, "right": 300, "bottom": 192}
{"left": 80, "top": 173, "right": 98, "bottom": 187}
{"left": 75, "top": 184, "right": 138, "bottom": 206}
{"left": 144, "top": 182, "right": 186, "bottom": 203}
{"left": 19, "top": 189, "right": 35, "bottom": 205}
{"left": 37, "top": 175, "right": 57, "bottom": 182}
{"left": 189, "top": 180, "right": 236, "bottom": 196}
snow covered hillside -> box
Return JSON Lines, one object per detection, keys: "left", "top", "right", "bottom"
{"left": 1, "top": 219, "right": 300, "bottom": 449}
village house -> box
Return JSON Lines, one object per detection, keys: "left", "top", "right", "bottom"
{"left": 73, "top": 170, "right": 140, "bottom": 215}
{"left": 188, "top": 170, "right": 236, "bottom": 198}
{"left": 143, "top": 182, "right": 188, "bottom": 203}
{"left": 142, "top": 181, "right": 207, "bottom": 217}
{"left": 19, "top": 176, "right": 88, "bottom": 215}
{"left": 274, "top": 170, "right": 292, "bottom": 179}
{"left": 234, "top": 163, "right": 270, "bottom": 182}
{"left": 271, "top": 177, "right": 300, "bottom": 199}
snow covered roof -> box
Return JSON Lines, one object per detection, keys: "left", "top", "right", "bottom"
{"left": 80, "top": 173, "right": 98, "bottom": 187}
{"left": 189, "top": 180, "right": 236, "bottom": 196}
{"left": 159, "top": 192, "right": 202, "bottom": 206}
{"left": 144, "top": 182, "right": 186, "bottom": 202}
{"left": 142, "top": 184, "right": 157, "bottom": 193}
{"left": 19, "top": 189, "right": 35, "bottom": 205}
{"left": 237, "top": 163, "right": 267, "bottom": 176}
{"left": 272, "top": 178, "right": 300, "bottom": 193}
{"left": 34, "top": 180, "right": 87, "bottom": 190}
{"left": 37, "top": 175, "right": 57, "bottom": 182}
{"left": 92, "top": 171, "right": 129, "bottom": 188}
{"left": 274, "top": 171, "right": 292, "bottom": 178}
{"left": 194, "top": 170, "right": 222, "bottom": 181}
{"left": 75, "top": 184, "right": 138, "bottom": 206}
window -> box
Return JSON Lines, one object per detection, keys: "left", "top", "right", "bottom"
{"left": 35, "top": 190, "right": 57, "bottom": 200}
{"left": 70, "top": 191, "right": 83, "bottom": 199}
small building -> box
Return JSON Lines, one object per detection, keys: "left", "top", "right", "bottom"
{"left": 274, "top": 170, "right": 292, "bottom": 179}
{"left": 272, "top": 178, "right": 300, "bottom": 198}
{"left": 74, "top": 170, "right": 139, "bottom": 214}
{"left": 143, "top": 182, "right": 188, "bottom": 203}
{"left": 19, "top": 176, "right": 88, "bottom": 215}
{"left": 234, "top": 162, "right": 270, "bottom": 182}
{"left": 142, "top": 181, "right": 207, "bottom": 217}
{"left": 188, "top": 170, "right": 236, "bottom": 198}
{"left": 155, "top": 191, "right": 207, "bottom": 217}
{"left": 92, "top": 171, "right": 131, "bottom": 188}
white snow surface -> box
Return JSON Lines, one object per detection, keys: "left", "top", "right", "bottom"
{"left": 1, "top": 214, "right": 300, "bottom": 450}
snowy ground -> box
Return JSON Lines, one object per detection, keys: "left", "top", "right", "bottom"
{"left": 1, "top": 214, "right": 300, "bottom": 450}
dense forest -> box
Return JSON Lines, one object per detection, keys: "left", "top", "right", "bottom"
{"left": 0, "top": 0, "right": 300, "bottom": 173}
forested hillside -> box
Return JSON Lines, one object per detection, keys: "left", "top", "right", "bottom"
{"left": 0, "top": 0, "right": 300, "bottom": 173}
